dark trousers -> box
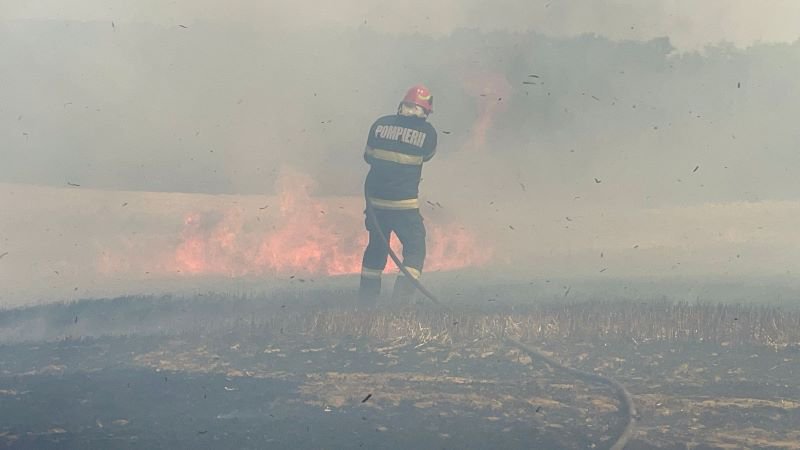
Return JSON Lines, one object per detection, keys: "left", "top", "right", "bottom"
{"left": 359, "top": 208, "right": 426, "bottom": 303}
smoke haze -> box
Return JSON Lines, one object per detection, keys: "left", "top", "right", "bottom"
{"left": 4, "top": 0, "right": 800, "bottom": 50}
{"left": 2, "top": 1, "right": 800, "bottom": 306}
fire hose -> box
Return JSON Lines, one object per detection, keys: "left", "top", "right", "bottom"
{"left": 364, "top": 191, "right": 636, "bottom": 450}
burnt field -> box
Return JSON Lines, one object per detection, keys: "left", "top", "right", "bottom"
{"left": 0, "top": 286, "right": 799, "bottom": 449}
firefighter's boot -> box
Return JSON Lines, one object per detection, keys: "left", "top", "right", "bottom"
{"left": 358, "top": 276, "right": 381, "bottom": 307}
{"left": 390, "top": 274, "right": 418, "bottom": 305}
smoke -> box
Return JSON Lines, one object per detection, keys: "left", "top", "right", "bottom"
{"left": 3, "top": 2, "right": 800, "bottom": 305}
{"left": 4, "top": 0, "right": 800, "bottom": 50}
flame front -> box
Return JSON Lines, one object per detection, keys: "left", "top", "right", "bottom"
{"left": 170, "top": 171, "right": 490, "bottom": 277}
{"left": 461, "top": 72, "right": 512, "bottom": 151}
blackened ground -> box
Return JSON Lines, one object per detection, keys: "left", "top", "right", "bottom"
{"left": 0, "top": 336, "right": 588, "bottom": 450}
{"left": 0, "top": 289, "right": 799, "bottom": 449}
{"left": 2, "top": 368, "right": 556, "bottom": 450}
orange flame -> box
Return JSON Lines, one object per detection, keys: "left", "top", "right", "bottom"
{"left": 461, "top": 72, "right": 512, "bottom": 151}
{"left": 170, "top": 171, "right": 490, "bottom": 277}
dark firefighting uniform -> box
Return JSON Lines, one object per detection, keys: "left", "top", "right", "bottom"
{"left": 359, "top": 113, "right": 438, "bottom": 303}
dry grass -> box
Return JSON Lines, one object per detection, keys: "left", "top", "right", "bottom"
{"left": 236, "top": 301, "right": 800, "bottom": 351}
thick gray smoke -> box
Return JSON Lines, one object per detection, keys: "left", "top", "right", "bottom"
{"left": 4, "top": 0, "right": 800, "bottom": 49}
{"left": 2, "top": 1, "right": 800, "bottom": 306}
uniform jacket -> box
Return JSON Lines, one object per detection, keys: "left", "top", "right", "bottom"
{"left": 363, "top": 114, "right": 438, "bottom": 209}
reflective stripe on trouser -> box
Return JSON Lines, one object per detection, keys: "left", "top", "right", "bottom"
{"left": 361, "top": 208, "right": 426, "bottom": 290}
{"left": 360, "top": 268, "right": 383, "bottom": 279}
{"left": 397, "top": 266, "right": 421, "bottom": 279}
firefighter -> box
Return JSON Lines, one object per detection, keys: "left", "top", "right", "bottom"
{"left": 359, "top": 85, "right": 438, "bottom": 305}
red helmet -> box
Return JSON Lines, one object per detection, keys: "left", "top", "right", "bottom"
{"left": 402, "top": 85, "right": 433, "bottom": 113}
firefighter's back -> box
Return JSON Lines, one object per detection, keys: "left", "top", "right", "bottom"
{"left": 364, "top": 114, "right": 437, "bottom": 208}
